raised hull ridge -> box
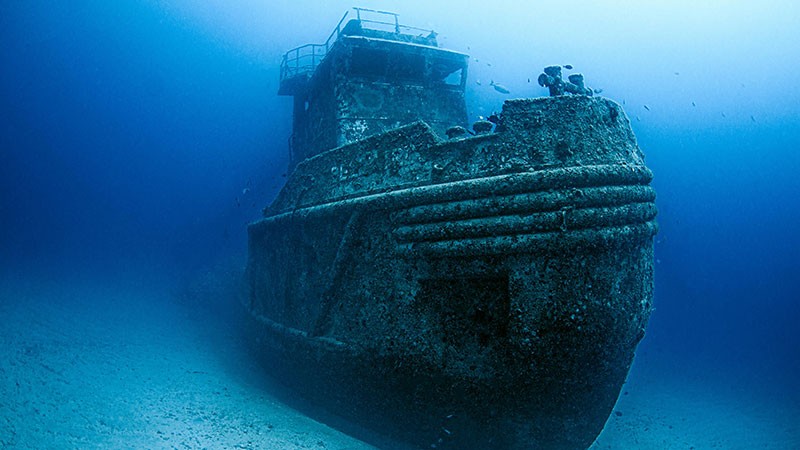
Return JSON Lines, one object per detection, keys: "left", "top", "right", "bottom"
{"left": 245, "top": 94, "right": 657, "bottom": 449}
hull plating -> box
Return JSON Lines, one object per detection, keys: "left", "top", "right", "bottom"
{"left": 245, "top": 96, "right": 657, "bottom": 449}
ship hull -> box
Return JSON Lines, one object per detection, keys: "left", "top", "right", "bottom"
{"left": 245, "top": 96, "right": 657, "bottom": 449}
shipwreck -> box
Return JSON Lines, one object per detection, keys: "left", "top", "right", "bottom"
{"left": 244, "top": 8, "right": 657, "bottom": 450}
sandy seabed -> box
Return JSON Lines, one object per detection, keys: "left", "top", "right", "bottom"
{"left": 1, "top": 274, "right": 797, "bottom": 449}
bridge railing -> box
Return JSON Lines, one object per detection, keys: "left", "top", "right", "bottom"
{"left": 279, "top": 8, "right": 434, "bottom": 85}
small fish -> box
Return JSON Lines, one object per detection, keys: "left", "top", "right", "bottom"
{"left": 643, "top": 105, "right": 650, "bottom": 111}
{"left": 593, "top": 88, "right": 603, "bottom": 94}
{"left": 750, "top": 115, "right": 756, "bottom": 122}
{"left": 674, "top": 71, "right": 680, "bottom": 76}
{"left": 490, "top": 81, "right": 510, "bottom": 94}
{"left": 636, "top": 116, "right": 641, "bottom": 121}
{"left": 242, "top": 187, "right": 251, "bottom": 195}
{"left": 563, "top": 64, "right": 573, "bottom": 70}
{"left": 721, "top": 112, "right": 726, "bottom": 118}
{"left": 476, "top": 79, "right": 482, "bottom": 85}
{"left": 691, "top": 101, "right": 696, "bottom": 107}
{"left": 527, "top": 78, "right": 531, "bottom": 83}
{"left": 487, "top": 62, "right": 492, "bottom": 67}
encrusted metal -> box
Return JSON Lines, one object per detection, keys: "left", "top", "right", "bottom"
{"left": 245, "top": 9, "right": 657, "bottom": 450}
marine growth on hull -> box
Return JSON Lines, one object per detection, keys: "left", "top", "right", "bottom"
{"left": 245, "top": 7, "right": 657, "bottom": 450}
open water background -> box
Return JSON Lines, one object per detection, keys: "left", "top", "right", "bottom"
{"left": 2, "top": 1, "right": 798, "bottom": 448}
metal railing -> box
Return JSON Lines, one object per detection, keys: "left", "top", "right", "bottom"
{"left": 279, "top": 8, "right": 435, "bottom": 85}
{"left": 352, "top": 7, "right": 434, "bottom": 35}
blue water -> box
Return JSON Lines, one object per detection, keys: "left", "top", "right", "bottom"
{"left": 2, "top": 1, "right": 798, "bottom": 448}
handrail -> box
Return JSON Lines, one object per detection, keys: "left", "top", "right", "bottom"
{"left": 279, "top": 8, "right": 435, "bottom": 86}
{"left": 354, "top": 7, "right": 399, "bottom": 32}
{"left": 279, "top": 10, "right": 349, "bottom": 84}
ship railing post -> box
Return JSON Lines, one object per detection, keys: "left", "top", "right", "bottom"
{"left": 294, "top": 47, "right": 299, "bottom": 77}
